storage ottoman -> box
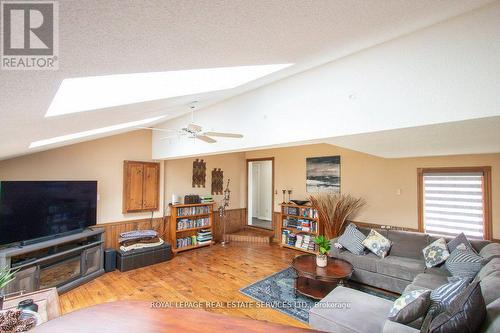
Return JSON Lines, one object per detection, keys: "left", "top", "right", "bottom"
{"left": 117, "top": 243, "right": 173, "bottom": 272}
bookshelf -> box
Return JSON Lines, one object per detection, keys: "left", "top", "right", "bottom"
{"left": 170, "top": 203, "right": 215, "bottom": 253}
{"left": 279, "top": 203, "right": 320, "bottom": 254}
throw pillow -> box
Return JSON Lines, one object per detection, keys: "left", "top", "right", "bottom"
{"left": 388, "top": 289, "right": 431, "bottom": 324}
{"left": 362, "top": 229, "right": 392, "bottom": 258}
{"left": 429, "top": 278, "right": 469, "bottom": 317}
{"left": 337, "top": 223, "right": 366, "bottom": 255}
{"left": 445, "top": 248, "right": 484, "bottom": 279}
{"left": 427, "top": 282, "right": 486, "bottom": 333}
{"left": 423, "top": 238, "right": 450, "bottom": 268}
{"left": 447, "top": 232, "right": 475, "bottom": 253}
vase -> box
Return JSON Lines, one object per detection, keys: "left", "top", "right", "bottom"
{"left": 316, "top": 254, "right": 328, "bottom": 267}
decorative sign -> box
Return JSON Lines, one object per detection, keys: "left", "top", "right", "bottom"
{"left": 211, "top": 168, "right": 224, "bottom": 195}
{"left": 192, "top": 159, "right": 206, "bottom": 187}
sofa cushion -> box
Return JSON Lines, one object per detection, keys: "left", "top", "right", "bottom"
{"left": 309, "top": 286, "right": 393, "bottom": 333}
{"left": 447, "top": 232, "right": 475, "bottom": 253}
{"left": 429, "top": 278, "right": 469, "bottom": 316}
{"left": 479, "top": 243, "right": 500, "bottom": 262}
{"left": 424, "top": 266, "right": 451, "bottom": 277}
{"left": 445, "top": 248, "right": 484, "bottom": 279}
{"left": 423, "top": 238, "right": 450, "bottom": 268}
{"left": 479, "top": 271, "right": 500, "bottom": 306}
{"left": 338, "top": 223, "right": 366, "bottom": 255}
{"left": 428, "top": 282, "right": 486, "bottom": 333}
{"left": 377, "top": 256, "right": 426, "bottom": 281}
{"left": 362, "top": 229, "right": 392, "bottom": 258}
{"left": 475, "top": 258, "right": 500, "bottom": 281}
{"left": 480, "top": 297, "right": 500, "bottom": 333}
{"left": 388, "top": 289, "right": 431, "bottom": 324}
{"left": 387, "top": 230, "right": 428, "bottom": 260}
{"left": 412, "top": 273, "right": 449, "bottom": 290}
{"left": 335, "top": 250, "right": 380, "bottom": 273}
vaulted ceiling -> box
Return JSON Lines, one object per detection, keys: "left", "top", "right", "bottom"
{"left": 0, "top": 0, "right": 495, "bottom": 160}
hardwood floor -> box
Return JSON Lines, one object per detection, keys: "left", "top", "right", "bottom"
{"left": 60, "top": 243, "right": 309, "bottom": 328}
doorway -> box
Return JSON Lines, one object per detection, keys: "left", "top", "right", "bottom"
{"left": 247, "top": 158, "right": 274, "bottom": 230}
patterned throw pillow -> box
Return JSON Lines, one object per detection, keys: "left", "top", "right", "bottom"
{"left": 448, "top": 232, "right": 475, "bottom": 253}
{"left": 423, "top": 238, "right": 450, "bottom": 268}
{"left": 362, "top": 229, "right": 392, "bottom": 258}
{"left": 429, "top": 278, "right": 469, "bottom": 317}
{"left": 445, "top": 248, "right": 484, "bottom": 279}
{"left": 338, "top": 223, "right": 366, "bottom": 255}
{"left": 388, "top": 289, "right": 431, "bottom": 324}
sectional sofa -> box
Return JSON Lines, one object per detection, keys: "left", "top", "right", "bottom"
{"left": 308, "top": 227, "right": 500, "bottom": 333}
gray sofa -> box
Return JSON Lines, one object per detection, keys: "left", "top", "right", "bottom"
{"left": 309, "top": 227, "right": 500, "bottom": 333}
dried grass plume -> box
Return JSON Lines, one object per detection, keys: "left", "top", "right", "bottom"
{"left": 309, "top": 193, "right": 365, "bottom": 239}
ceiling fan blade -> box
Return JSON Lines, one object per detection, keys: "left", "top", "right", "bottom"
{"left": 203, "top": 131, "right": 243, "bottom": 138}
{"left": 196, "top": 135, "right": 217, "bottom": 143}
{"left": 135, "top": 126, "right": 176, "bottom": 133}
{"left": 186, "top": 123, "right": 203, "bottom": 132}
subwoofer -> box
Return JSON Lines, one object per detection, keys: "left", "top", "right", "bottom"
{"left": 104, "top": 248, "right": 116, "bottom": 272}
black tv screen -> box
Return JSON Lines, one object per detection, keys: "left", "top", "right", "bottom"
{"left": 0, "top": 181, "right": 97, "bottom": 246}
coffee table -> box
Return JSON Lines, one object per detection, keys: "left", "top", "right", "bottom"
{"left": 291, "top": 254, "right": 353, "bottom": 300}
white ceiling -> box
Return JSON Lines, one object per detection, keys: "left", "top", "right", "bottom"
{"left": 0, "top": 0, "right": 495, "bottom": 160}
{"left": 325, "top": 116, "right": 500, "bottom": 158}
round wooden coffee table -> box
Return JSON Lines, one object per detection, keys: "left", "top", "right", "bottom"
{"left": 291, "top": 254, "right": 353, "bottom": 300}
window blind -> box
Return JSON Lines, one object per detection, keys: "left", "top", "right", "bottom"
{"left": 423, "top": 172, "right": 484, "bottom": 239}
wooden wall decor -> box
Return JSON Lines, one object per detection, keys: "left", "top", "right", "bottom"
{"left": 211, "top": 168, "right": 224, "bottom": 195}
{"left": 123, "top": 161, "right": 160, "bottom": 213}
{"left": 192, "top": 159, "right": 206, "bottom": 188}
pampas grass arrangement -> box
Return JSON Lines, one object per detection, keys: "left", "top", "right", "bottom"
{"left": 309, "top": 193, "right": 365, "bottom": 239}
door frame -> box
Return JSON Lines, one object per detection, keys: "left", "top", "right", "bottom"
{"left": 246, "top": 157, "right": 275, "bottom": 230}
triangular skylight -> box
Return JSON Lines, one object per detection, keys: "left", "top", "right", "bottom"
{"left": 46, "top": 64, "right": 292, "bottom": 117}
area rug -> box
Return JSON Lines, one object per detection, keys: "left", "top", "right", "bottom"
{"left": 240, "top": 267, "right": 397, "bottom": 323}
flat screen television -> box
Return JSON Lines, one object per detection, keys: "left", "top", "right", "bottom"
{"left": 0, "top": 181, "right": 97, "bottom": 246}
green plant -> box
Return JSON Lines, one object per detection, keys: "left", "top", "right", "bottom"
{"left": 0, "top": 266, "right": 15, "bottom": 291}
{"left": 313, "top": 235, "right": 331, "bottom": 255}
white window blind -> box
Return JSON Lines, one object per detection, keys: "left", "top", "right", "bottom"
{"left": 423, "top": 172, "right": 485, "bottom": 240}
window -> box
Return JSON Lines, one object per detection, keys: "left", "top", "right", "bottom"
{"left": 418, "top": 167, "right": 492, "bottom": 240}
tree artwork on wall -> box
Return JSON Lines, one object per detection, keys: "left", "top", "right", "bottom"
{"left": 211, "top": 168, "right": 224, "bottom": 195}
{"left": 192, "top": 159, "right": 206, "bottom": 188}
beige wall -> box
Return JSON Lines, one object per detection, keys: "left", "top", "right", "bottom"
{"left": 246, "top": 144, "right": 500, "bottom": 239}
{"left": 0, "top": 130, "right": 164, "bottom": 224}
{"left": 163, "top": 152, "right": 246, "bottom": 214}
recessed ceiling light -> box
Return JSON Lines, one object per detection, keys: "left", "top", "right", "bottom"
{"left": 46, "top": 64, "right": 292, "bottom": 117}
{"left": 29, "top": 115, "right": 166, "bottom": 148}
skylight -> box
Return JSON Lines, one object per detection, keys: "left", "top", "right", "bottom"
{"left": 46, "top": 64, "right": 292, "bottom": 117}
{"left": 29, "top": 115, "right": 166, "bottom": 148}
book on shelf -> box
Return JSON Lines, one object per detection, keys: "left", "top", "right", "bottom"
{"left": 283, "top": 218, "right": 317, "bottom": 233}
{"left": 177, "top": 205, "right": 211, "bottom": 217}
{"left": 176, "top": 217, "right": 210, "bottom": 230}
{"left": 284, "top": 206, "right": 318, "bottom": 219}
{"left": 200, "top": 195, "right": 214, "bottom": 203}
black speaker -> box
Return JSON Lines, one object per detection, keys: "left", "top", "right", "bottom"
{"left": 104, "top": 248, "right": 116, "bottom": 272}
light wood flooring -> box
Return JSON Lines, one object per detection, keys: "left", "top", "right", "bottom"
{"left": 60, "top": 242, "right": 308, "bottom": 328}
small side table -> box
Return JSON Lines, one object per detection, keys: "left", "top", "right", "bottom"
{"left": 2, "top": 288, "right": 60, "bottom": 324}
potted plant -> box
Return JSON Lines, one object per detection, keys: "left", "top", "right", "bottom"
{"left": 0, "top": 266, "right": 16, "bottom": 310}
{"left": 313, "top": 235, "right": 331, "bottom": 267}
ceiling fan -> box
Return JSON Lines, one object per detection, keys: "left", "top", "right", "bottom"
{"left": 137, "top": 104, "right": 243, "bottom": 144}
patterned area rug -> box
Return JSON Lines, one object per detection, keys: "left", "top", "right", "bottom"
{"left": 240, "top": 267, "right": 397, "bottom": 323}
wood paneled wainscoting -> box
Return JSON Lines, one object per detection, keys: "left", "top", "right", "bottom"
{"left": 97, "top": 217, "right": 167, "bottom": 250}
{"left": 97, "top": 208, "right": 248, "bottom": 250}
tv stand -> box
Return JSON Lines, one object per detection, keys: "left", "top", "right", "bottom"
{"left": 0, "top": 228, "right": 105, "bottom": 294}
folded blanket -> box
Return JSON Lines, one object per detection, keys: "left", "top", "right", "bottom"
{"left": 120, "top": 236, "right": 161, "bottom": 247}
{"left": 120, "top": 238, "right": 164, "bottom": 252}
{"left": 120, "top": 229, "right": 158, "bottom": 239}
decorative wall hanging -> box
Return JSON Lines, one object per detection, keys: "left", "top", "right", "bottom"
{"left": 192, "top": 159, "right": 206, "bottom": 188}
{"left": 211, "top": 168, "right": 224, "bottom": 195}
{"left": 306, "top": 156, "right": 341, "bottom": 193}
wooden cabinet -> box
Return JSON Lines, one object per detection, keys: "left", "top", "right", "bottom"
{"left": 123, "top": 161, "right": 160, "bottom": 213}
